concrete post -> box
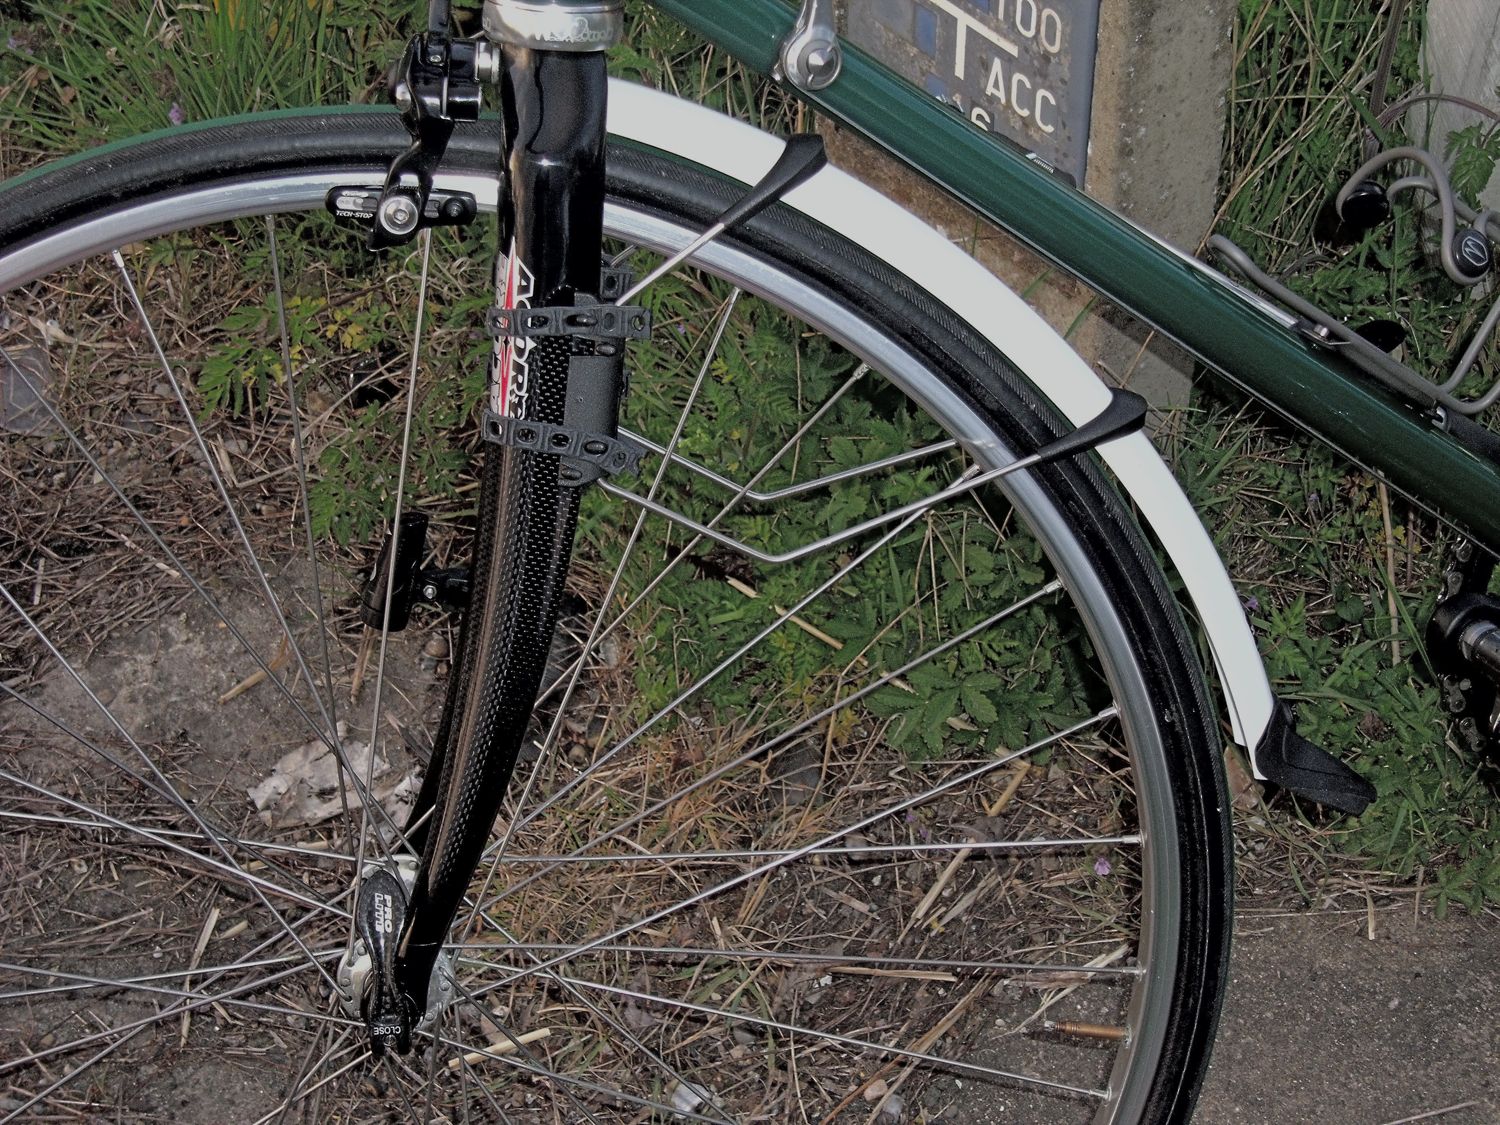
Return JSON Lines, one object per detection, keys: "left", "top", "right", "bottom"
{"left": 1423, "top": 0, "right": 1500, "bottom": 210}
{"left": 830, "top": 0, "right": 1238, "bottom": 409}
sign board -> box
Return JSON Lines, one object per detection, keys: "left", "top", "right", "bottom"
{"left": 845, "top": 0, "right": 1101, "bottom": 180}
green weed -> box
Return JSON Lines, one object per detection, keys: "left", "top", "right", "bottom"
{"left": 1, "top": 0, "right": 409, "bottom": 164}
{"left": 1196, "top": 0, "right": 1500, "bottom": 907}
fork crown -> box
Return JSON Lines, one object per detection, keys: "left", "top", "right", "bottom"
{"left": 482, "top": 0, "right": 624, "bottom": 51}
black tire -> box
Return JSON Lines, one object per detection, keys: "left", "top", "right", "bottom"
{"left": 0, "top": 110, "right": 1230, "bottom": 1123}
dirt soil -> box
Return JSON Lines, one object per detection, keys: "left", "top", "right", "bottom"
{"left": 1196, "top": 902, "right": 1499, "bottom": 1124}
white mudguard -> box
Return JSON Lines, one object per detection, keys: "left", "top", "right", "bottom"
{"left": 607, "top": 81, "right": 1278, "bottom": 767}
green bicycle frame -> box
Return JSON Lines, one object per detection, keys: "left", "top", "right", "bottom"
{"left": 654, "top": 0, "right": 1500, "bottom": 554}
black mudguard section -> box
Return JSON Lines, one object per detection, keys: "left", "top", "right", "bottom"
{"left": 1255, "top": 698, "right": 1375, "bottom": 815}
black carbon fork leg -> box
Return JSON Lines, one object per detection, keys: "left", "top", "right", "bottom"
{"left": 392, "top": 45, "right": 611, "bottom": 1020}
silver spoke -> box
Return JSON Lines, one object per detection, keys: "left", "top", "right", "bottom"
{"left": 429, "top": 1023, "right": 727, "bottom": 1124}
{"left": 449, "top": 946, "right": 1142, "bottom": 979}
{"left": 0, "top": 953, "right": 344, "bottom": 1101}
{"left": 0, "top": 596, "right": 349, "bottom": 968}
{"left": 497, "top": 458, "right": 997, "bottom": 850}
{"left": 620, "top": 429, "right": 956, "bottom": 505}
{"left": 557, "top": 973, "right": 1107, "bottom": 1101}
{"left": 455, "top": 1049, "right": 519, "bottom": 1124}
{"left": 0, "top": 954, "right": 329, "bottom": 1003}
{"left": 0, "top": 958, "right": 352, "bottom": 1039}
{"left": 352, "top": 225, "right": 436, "bottom": 889}
{"left": 110, "top": 250, "right": 348, "bottom": 783}
{"left": 461, "top": 833, "right": 1142, "bottom": 866}
{"left": 0, "top": 806, "right": 356, "bottom": 864}
{"left": 266, "top": 214, "right": 349, "bottom": 831}
{"left": 598, "top": 444, "right": 1060, "bottom": 566}
{"left": 481, "top": 582, "right": 1062, "bottom": 916}
{"left": 447, "top": 905, "right": 736, "bottom": 1124}
{"left": 474, "top": 709, "right": 1113, "bottom": 991}
{"left": 0, "top": 345, "right": 326, "bottom": 738}
{"left": 0, "top": 726, "right": 337, "bottom": 915}
{"left": 447, "top": 978, "right": 611, "bottom": 1125}
{"left": 0, "top": 345, "right": 406, "bottom": 839}
{"left": 521, "top": 359, "right": 874, "bottom": 729}
{"left": 379, "top": 1052, "right": 426, "bottom": 1123}
{"left": 260, "top": 1026, "right": 359, "bottom": 1125}
{"left": 467, "top": 288, "right": 741, "bottom": 934}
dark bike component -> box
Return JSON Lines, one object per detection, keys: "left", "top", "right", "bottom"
{"left": 486, "top": 300, "right": 651, "bottom": 340}
{"left": 1427, "top": 539, "right": 1500, "bottom": 760}
{"left": 359, "top": 511, "right": 429, "bottom": 632}
{"left": 354, "top": 866, "right": 416, "bottom": 1056}
{"left": 1027, "top": 385, "right": 1146, "bottom": 463}
{"left": 365, "top": 0, "right": 491, "bottom": 248}
{"left": 379, "top": 7, "right": 624, "bottom": 1051}
{"left": 415, "top": 566, "right": 471, "bottom": 611}
{"left": 714, "top": 133, "right": 829, "bottom": 231}
{"left": 359, "top": 512, "right": 471, "bottom": 631}
{"left": 1334, "top": 179, "right": 1391, "bottom": 235}
{"left": 482, "top": 291, "right": 650, "bottom": 486}
{"left": 1353, "top": 319, "right": 1408, "bottom": 355}
{"left": 1451, "top": 226, "right": 1494, "bottom": 282}
{"left": 1252, "top": 701, "right": 1375, "bottom": 815}
{"left": 482, "top": 410, "right": 643, "bottom": 484}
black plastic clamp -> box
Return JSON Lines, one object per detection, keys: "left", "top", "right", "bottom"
{"left": 597, "top": 266, "right": 634, "bottom": 301}
{"left": 482, "top": 410, "right": 644, "bottom": 485}
{"left": 486, "top": 301, "right": 651, "bottom": 341}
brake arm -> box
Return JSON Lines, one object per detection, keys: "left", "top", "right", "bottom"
{"left": 368, "top": 0, "right": 493, "bottom": 249}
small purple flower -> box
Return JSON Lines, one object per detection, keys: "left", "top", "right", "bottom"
{"left": 1241, "top": 594, "right": 1260, "bottom": 613}
{"left": 1093, "top": 855, "right": 1112, "bottom": 877}
{"left": 168, "top": 103, "right": 185, "bottom": 126}
{"left": 7, "top": 36, "right": 20, "bottom": 51}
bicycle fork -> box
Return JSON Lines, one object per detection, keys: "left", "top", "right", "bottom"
{"left": 346, "top": 0, "right": 634, "bottom": 1055}
{"left": 341, "top": 0, "right": 835, "bottom": 1056}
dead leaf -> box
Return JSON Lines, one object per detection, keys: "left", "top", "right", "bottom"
{"left": 247, "top": 722, "right": 418, "bottom": 828}
{"left": 1223, "top": 746, "right": 1260, "bottom": 812}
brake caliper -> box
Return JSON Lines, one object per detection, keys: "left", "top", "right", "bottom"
{"left": 326, "top": 3, "right": 490, "bottom": 247}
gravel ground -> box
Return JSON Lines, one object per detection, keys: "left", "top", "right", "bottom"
{"left": 1196, "top": 901, "right": 1499, "bottom": 1124}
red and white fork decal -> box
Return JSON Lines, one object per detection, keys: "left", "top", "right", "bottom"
{"left": 490, "top": 244, "right": 536, "bottom": 419}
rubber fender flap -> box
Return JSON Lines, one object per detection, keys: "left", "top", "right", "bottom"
{"left": 1253, "top": 699, "right": 1376, "bottom": 815}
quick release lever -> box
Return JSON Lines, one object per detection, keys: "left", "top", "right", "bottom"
{"left": 354, "top": 866, "right": 416, "bottom": 1056}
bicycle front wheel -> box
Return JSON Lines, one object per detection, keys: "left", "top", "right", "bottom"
{"left": 0, "top": 108, "right": 1230, "bottom": 1124}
